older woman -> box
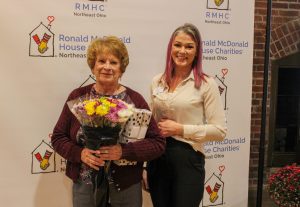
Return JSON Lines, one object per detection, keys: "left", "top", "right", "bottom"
{"left": 51, "top": 36, "right": 165, "bottom": 207}
{"left": 144, "top": 23, "right": 227, "bottom": 207}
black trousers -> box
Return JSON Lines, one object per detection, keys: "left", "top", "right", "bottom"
{"left": 148, "top": 138, "right": 205, "bottom": 207}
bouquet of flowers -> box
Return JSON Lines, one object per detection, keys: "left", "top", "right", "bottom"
{"left": 268, "top": 163, "right": 300, "bottom": 206}
{"left": 68, "top": 95, "right": 134, "bottom": 206}
{"left": 68, "top": 96, "right": 133, "bottom": 150}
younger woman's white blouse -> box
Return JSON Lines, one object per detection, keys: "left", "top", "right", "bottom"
{"left": 151, "top": 73, "right": 227, "bottom": 154}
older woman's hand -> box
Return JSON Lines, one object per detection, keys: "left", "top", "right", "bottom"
{"left": 99, "top": 144, "right": 122, "bottom": 160}
{"left": 158, "top": 119, "right": 183, "bottom": 137}
{"left": 81, "top": 148, "right": 105, "bottom": 170}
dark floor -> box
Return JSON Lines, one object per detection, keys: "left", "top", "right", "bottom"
{"left": 248, "top": 187, "right": 277, "bottom": 207}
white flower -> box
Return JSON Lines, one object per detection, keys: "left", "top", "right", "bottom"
{"left": 118, "top": 106, "right": 133, "bottom": 122}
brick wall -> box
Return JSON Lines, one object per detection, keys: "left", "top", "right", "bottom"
{"left": 250, "top": 0, "right": 300, "bottom": 188}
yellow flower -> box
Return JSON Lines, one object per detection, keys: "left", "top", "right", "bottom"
{"left": 101, "top": 99, "right": 112, "bottom": 106}
{"left": 84, "top": 101, "right": 96, "bottom": 115}
{"left": 110, "top": 103, "right": 117, "bottom": 107}
{"left": 100, "top": 98, "right": 116, "bottom": 108}
{"left": 96, "top": 105, "right": 109, "bottom": 116}
{"left": 101, "top": 99, "right": 108, "bottom": 104}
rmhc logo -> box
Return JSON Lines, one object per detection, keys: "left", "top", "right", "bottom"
{"left": 201, "top": 165, "right": 226, "bottom": 207}
{"left": 207, "top": 0, "right": 229, "bottom": 10}
{"left": 29, "top": 16, "right": 55, "bottom": 57}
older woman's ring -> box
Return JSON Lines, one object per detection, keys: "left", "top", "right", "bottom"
{"left": 102, "top": 150, "right": 109, "bottom": 154}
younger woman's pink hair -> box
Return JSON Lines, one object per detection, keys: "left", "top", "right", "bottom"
{"left": 164, "top": 23, "right": 206, "bottom": 89}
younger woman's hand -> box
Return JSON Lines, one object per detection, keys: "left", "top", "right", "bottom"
{"left": 158, "top": 119, "right": 183, "bottom": 137}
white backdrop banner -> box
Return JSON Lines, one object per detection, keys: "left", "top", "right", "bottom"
{"left": 0, "top": 0, "right": 254, "bottom": 206}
